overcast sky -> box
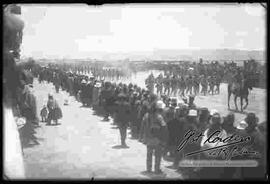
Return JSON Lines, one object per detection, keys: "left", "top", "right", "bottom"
{"left": 19, "top": 3, "right": 266, "bottom": 59}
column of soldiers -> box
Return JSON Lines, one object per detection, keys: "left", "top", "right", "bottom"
{"left": 145, "top": 72, "right": 222, "bottom": 97}
{"left": 35, "top": 62, "right": 265, "bottom": 179}
{"left": 144, "top": 59, "right": 261, "bottom": 97}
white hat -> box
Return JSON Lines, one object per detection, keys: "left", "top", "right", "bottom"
{"left": 156, "top": 100, "right": 166, "bottom": 109}
{"left": 210, "top": 109, "right": 219, "bottom": 116}
{"left": 94, "top": 82, "right": 102, "bottom": 88}
{"left": 188, "top": 109, "right": 197, "bottom": 116}
{"left": 236, "top": 120, "right": 248, "bottom": 130}
{"left": 81, "top": 79, "right": 86, "bottom": 84}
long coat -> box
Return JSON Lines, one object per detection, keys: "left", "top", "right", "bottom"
{"left": 114, "top": 101, "right": 131, "bottom": 127}
{"left": 47, "top": 98, "right": 62, "bottom": 120}
{"left": 141, "top": 112, "right": 168, "bottom": 147}
{"left": 19, "top": 86, "right": 38, "bottom": 122}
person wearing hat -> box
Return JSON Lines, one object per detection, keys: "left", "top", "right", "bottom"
{"left": 188, "top": 95, "right": 196, "bottom": 110}
{"left": 236, "top": 113, "right": 265, "bottom": 179}
{"left": 208, "top": 75, "right": 215, "bottom": 95}
{"left": 163, "top": 75, "right": 171, "bottom": 96}
{"left": 193, "top": 75, "right": 200, "bottom": 95}
{"left": 178, "top": 75, "right": 186, "bottom": 96}
{"left": 47, "top": 93, "right": 62, "bottom": 126}
{"left": 40, "top": 104, "right": 48, "bottom": 122}
{"left": 138, "top": 95, "right": 151, "bottom": 142}
{"left": 181, "top": 109, "right": 203, "bottom": 172}
{"left": 67, "top": 74, "right": 74, "bottom": 96}
{"left": 156, "top": 73, "right": 164, "bottom": 95}
{"left": 114, "top": 93, "right": 131, "bottom": 148}
{"left": 222, "top": 112, "right": 236, "bottom": 135}
{"left": 198, "top": 107, "right": 209, "bottom": 132}
{"left": 17, "top": 78, "right": 40, "bottom": 147}
{"left": 85, "top": 79, "right": 94, "bottom": 107}
{"left": 167, "top": 102, "right": 189, "bottom": 170}
{"left": 185, "top": 75, "right": 193, "bottom": 95}
{"left": 209, "top": 109, "right": 219, "bottom": 123}
{"left": 200, "top": 74, "right": 208, "bottom": 96}
{"left": 53, "top": 72, "right": 61, "bottom": 93}
{"left": 250, "top": 121, "right": 266, "bottom": 179}
{"left": 141, "top": 100, "right": 167, "bottom": 176}
{"left": 163, "top": 97, "right": 178, "bottom": 159}
{"left": 92, "top": 81, "right": 102, "bottom": 109}
{"left": 17, "top": 78, "right": 39, "bottom": 127}
{"left": 198, "top": 112, "right": 228, "bottom": 179}
{"left": 129, "top": 91, "right": 140, "bottom": 139}
{"left": 100, "top": 82, "right": 114, "bottom": 121}
{"left": 80, "top": 79, "right": 88, "bottom": 107}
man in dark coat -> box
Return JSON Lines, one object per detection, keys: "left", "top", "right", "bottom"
{"left": 100, "top": 82, "right": 114, "bottom": 121}
{"left": 141, "top": 100, "right": 168, "bottom": 175}
{"left": 188, "top": 95, "right": 197, "bottom": 110}
{"left": 47, "top": 94, "right": 62, "bottom": 125}
{"left": 114, "top": 93, "right": 131, "bottom": 147}
{"left": 17, "top": 83, "right": 39, "bottom": 146}
{"left": 80, "top": 79, "right": 88, "bottom": 106}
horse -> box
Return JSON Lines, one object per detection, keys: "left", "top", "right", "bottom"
{"left": 227, "top": 77, "right": 252, "bottom": 112}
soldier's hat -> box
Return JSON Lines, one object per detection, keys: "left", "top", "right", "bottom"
{"left": 236, "top": 120, "right": 248, "bottom": 130}
{"left": 200, "top": 107, "right": 209, "bottom": 113}
{"left": 94, "top": 82, "right": 102, "bottom": 88}
{"left": 156, "top": 100, "right": 166, "bottom": 109}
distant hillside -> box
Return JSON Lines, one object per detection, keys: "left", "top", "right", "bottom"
{"left": 29, "top": 49, "right": 265, "bottom": 62}
{"left": 152, "top": 49, "right": 265, "bottom": 61}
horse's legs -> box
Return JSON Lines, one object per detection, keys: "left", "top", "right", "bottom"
{"left": 240, "top": 97, "right": 243, "bottom": 112}
{"left": 228, "top": 91, "right": 231, "bottom": 109}
{"left": 234, "top": 95, "right": 238, "bottom": 111}
{"left": 243, "top": 97, "right": 249, "bottom": 110}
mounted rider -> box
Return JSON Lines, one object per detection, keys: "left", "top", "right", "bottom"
{"left": 231, "top": 68, "right": 243, "bottom": 91}
{"left": 155, "top": 73, "right": 164, "bottom": 95}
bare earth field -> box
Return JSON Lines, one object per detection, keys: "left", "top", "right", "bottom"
{"left": 23, "top": 71, "right": 266, "bottom": 179}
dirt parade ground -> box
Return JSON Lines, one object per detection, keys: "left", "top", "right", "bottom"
{"left": 22, "top": 72, "right": 266, "bottom": 179}
{"left": 4, "top": 4, "right": 267, "bottom": 181}
{"left": 23, "top": 78, "right": 182, "bottom": 179}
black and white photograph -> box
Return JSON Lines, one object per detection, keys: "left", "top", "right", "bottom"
{"left": 3, "top": 2, "right": 267, "bottom": 180}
